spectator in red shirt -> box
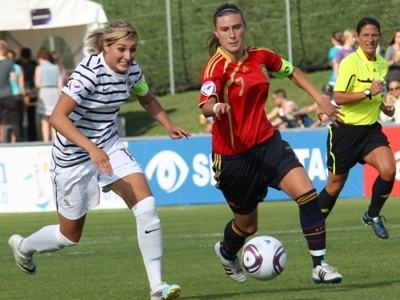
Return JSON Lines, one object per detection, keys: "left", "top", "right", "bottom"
{"left": 198, "top": 2, "right": 342, "bottom": 285}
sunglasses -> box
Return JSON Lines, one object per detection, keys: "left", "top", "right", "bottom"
{"left": 389, "top": 86, "right": 400, "bottom": 91}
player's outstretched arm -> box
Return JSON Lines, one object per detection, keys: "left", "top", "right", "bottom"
{"left": 289, "top": 67, "right": 343, "bottom": 125}
{"left": 137, "top": 92, "right": 190, "bottom": 139}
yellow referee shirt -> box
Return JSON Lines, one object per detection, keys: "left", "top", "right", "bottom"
{"left": 334, "top": 47, "right": 387, "bottom": 125}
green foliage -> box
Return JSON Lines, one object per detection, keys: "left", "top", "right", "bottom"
{"left": 2, "top": 198, "right": 400, "bottom": 299}
{"left": 94, "top": 0, "right": 399, "bottom": 94}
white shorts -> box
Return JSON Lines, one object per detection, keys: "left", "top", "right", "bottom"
{"left": 50, "top": 139, "right": 143, "bottom": 220}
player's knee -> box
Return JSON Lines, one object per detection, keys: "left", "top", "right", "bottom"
{"left": 133, "top": 196, "right": 157, "bottom": 218}
{"left": 237, "top": 224, "right": 257, "bottom": 236}
{"left": 58, "top": 230, "right": 82, "bottom": 243}
{"left": 233, "top": 218, "right": 258, "bottom": 236}
{"left": 56, "top": 227, "right": 78, "bottom": 248}
{"left": 295, "top": 188, "right": 317, "bottom": 206}
{"left": 247, "top": 230, "right": 257, "bottom": 237}
{"left": 326, "top": 184, "right": 343, "bottom": 197}
{"left": 62, "top": 236, "right": 78, "bottom": 247}
{"left": 246, "top": 225, "right": 258, "bottom": 236}
{"left": 380, "top": 166, "right": 396, "bottom": 181}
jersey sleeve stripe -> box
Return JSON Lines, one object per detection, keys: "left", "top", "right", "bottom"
{"left": 204, "top": 53, "right": 223, "bottom": 79}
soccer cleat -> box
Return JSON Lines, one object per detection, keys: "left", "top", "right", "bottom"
{"left": 214, "top": 241, "right": 247, "bottom": 283}
{"left": 150, "top": 282, "right": 181, "bottom": 300}
{"left": 312, "top": 260, "right": 342, "bottom": 284}
{"left": 362, "top": 210, "right": 389, "bottom": 239}
{"left": 8, "top": 234, "right": 37, "bottom": 275}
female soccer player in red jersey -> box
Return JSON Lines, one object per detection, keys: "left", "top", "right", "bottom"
{"left": 198, "top": 2, "right": 343, "bottom": 284}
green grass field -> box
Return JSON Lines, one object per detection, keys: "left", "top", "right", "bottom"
{"left": 2, "top": 198, "right": 399, "bottom": 299}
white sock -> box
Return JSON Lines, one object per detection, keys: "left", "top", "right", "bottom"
{"left": 133, "top": 196, "right": 163, "bottom": 289}
{"left": 20, "top": 225, "right": 77, "bottom": 256}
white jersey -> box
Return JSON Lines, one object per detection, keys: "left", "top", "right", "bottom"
{"left": 52, "top": 52, "right": 148, "bottom": 168}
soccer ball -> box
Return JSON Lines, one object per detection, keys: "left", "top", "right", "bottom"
{"left": 241, "top": 235, "right": 287, "bottom": 281}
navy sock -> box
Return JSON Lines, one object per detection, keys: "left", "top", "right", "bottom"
{"left": 295, "top": 189, "right": 326, "bottom": 267}
{"left": 312, "top": 255, "right": 324, "bottom": 268}
{"left": 221, "top": 219, "right": 249, "bottom": 259}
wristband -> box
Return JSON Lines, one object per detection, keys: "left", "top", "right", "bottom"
{"left": 213, "top": 103, "right": 222, "bottom": 114}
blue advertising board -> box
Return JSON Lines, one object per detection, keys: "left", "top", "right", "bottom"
{"left": 278, "top": 129, "right": 363, "bottom": 199}
{"left": 127, "top": 136, "right": 220, "bottom": 206}
{"left": 127, "top": 128, "right": 363, "bottom": 206}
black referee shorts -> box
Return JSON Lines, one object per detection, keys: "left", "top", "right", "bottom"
{"left": 327, "top": 121, "right": 390, "bottom": 175}
{"left": 212, "top": 130, "right": 303, "bottom": 215}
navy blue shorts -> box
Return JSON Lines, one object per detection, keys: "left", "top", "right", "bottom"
{"left": 212, "top": 130, "right": 303, "bottom": 215}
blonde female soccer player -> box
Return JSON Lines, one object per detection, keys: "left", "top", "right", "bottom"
{"left": 9, "top": 20, "right": 189, "bottom": 300}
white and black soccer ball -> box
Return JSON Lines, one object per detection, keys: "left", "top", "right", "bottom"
{"left": 241, "top": 235, "right": 287, "bottom": 281}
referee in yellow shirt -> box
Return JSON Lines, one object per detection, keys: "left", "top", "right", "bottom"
{"left": 318, "top": 17, "right": 395, "bottom": 239}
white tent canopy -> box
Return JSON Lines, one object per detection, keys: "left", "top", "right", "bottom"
{"left": 0, "top": 0, "right": 108, "bottom": 65}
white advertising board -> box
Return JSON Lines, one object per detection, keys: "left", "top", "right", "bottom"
{"left": 0, "top": 145, "right": 126, "bottom": 213}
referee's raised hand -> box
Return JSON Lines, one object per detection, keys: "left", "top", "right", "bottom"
{"left": 370, "top": 79, "right": 384, "bottom": 96}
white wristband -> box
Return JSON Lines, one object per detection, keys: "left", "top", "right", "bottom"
{"left": 213, "top": 103, "right": 222, "bottom": 114}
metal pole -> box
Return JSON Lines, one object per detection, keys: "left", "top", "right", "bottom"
{"left": 285, "top": 0, "right": 293, "bottom": 63}
{"left": 166, "top": 0, "right": 175, "bottom": 95}
{"left": 49, "top": 35, "right": 55, "bottom": 51}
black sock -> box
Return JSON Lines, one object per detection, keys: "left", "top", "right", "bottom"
{"left": 221, "top": 219, "right": 249, "bottom": 259}
{"left": 318, "top": 187, "right": 338, "bottom": 219}
{"left": 369, "top": 176, "right": 394, "bottom": 218}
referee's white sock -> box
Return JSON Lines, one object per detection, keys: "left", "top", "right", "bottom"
{"left": 133, "top": 196, "right": 163, "bottom": 288}
{"left": 20, "top": 225, "right": 77, "bottom": 256}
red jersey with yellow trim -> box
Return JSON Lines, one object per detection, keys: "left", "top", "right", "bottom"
{"left": 199, "top": 46, "right": 283, "bottom": 155}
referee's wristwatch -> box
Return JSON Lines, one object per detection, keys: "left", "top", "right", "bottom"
{"left": 364, "top": 89, "right": 372, "bottom": 100}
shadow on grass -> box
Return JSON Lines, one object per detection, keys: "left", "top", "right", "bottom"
{"left": 180, "top": 279, "right": 400, "bottom": 299}
{"left": 119, "top": 108, "right": 177, "bottom": 137}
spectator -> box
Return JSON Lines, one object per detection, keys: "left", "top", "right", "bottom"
{"left": 0, "top": 40, "right": 17, "bottom": 143}
{"left": 51, "top": 51, "right": 69, "bottom": 86}
{"left": 298, "top": 110, "right": 316, "bottom": 128}
{"left": 328, "top": 30, "right": 343, "bottom": 88}
{"left": 35, "top": 47, "right": 63, "bottom": 142}
{"left": 384, "top": 28, "right": 400, "bottom": 83}
{"left": 335, "top": 29, "right": 357, "bottom": 78}
{"left": 199, "top": 114, "right": 214, "bottom": 134}
{"left": 294, "top": 84, "right": 337, "bottom": 128}
{"left": 6, "top": 49, "right": 25, "bottom": 142}
{"left": 380, "top": 79, "right": 400, "bottom": 124}
{"left": 267, "top": 89, "right": 301, "bottom": 129}
{"left": 16, "top": 47, "right": 38, "bottom": 141}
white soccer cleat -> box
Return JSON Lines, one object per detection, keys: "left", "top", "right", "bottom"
{"left": 9, "top": 234, "right": 37, "bottom": 275}
{"left": 312, "top": 260, "right": 342, "bottom": 284}
{"left": 214, "top": 241, "right": 247, "bottom": 283}
{"left": 150, "top": 282, "right": 181, "bottom": 300}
